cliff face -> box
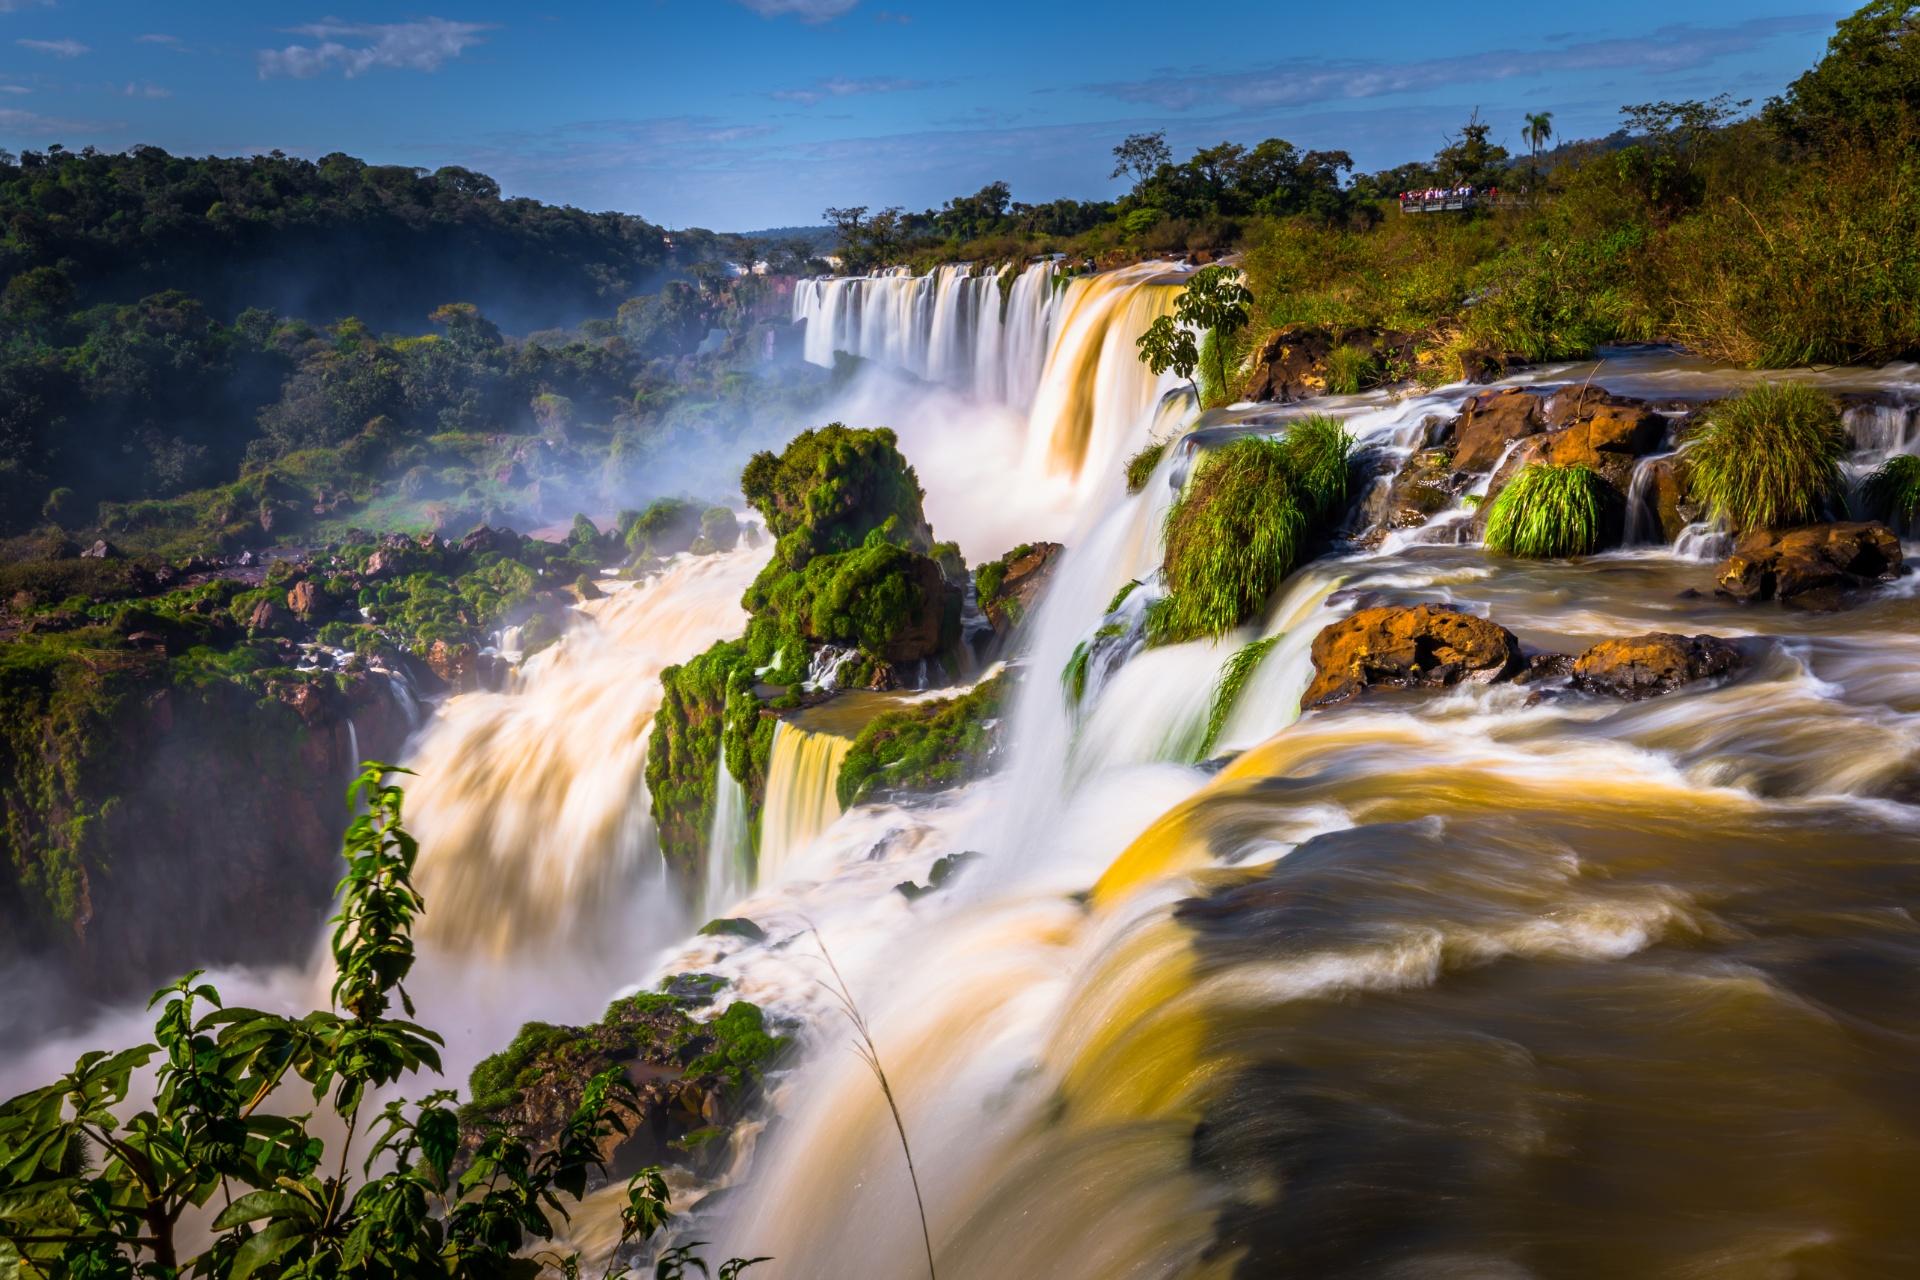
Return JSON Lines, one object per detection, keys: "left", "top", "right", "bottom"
{"left": 2, "top": 662, "right": 412, "bottom": 1000}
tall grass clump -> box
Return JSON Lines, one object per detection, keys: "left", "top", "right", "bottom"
{"left": 1322, "top": 344, "right": 1378, "bottom": 395}
{"left": 1148, "top": 417, "right": 1351, "bottom": 646}
{"left": 1860, "top": 453, "right": 1920, "bottom": 528}
{"left": 1484, "top": 463, "right": 1606, "bottom": 559}
{"left": 1197, "top": 632, "right": 1281, "bottom": 757}
{"left": 1687, "top": 382, "right": 1847, "bottom": 531}
{"left": 1125, "top": 440, "right": 1168, "bottom": 493}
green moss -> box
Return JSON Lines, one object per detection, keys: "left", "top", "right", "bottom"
{"left": 973, "top": 542, "right": 1035, "bottom": 610}
{"left": 836, "top": 675, "right": 1006, "bottom": 808}
{"left": 685, "top": 1001, "right": 788, "bottom": 1088}
{"left": 747, "top": 535, "right": 946, "bottom": 659}
{"left": 1125, "top": 441, "right": 1169, "bottom": 494}
{"left": 1484, "top": 463, "right": 1607, "bottom": 559}
{"left": 1104, "top": 580, "right": 1142, "bottom": 615}
{"left": 1687, "top": 383, "right": 1846, "bottom": 531}
{"left": 466, "top": 1021, "right": 575, "bottom": 1113}
{"left": 623, "top": 498, "right": 704, "bottom": 558}
{"left": 740, "top": 423, "right": 933, "bottom": 570}
{"left": 1148, "top": 418, "right": 1352, "bottom": 647}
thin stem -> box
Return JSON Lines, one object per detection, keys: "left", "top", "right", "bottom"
{"left": 806, "top": 926, "right": 936, "bottom": 1280}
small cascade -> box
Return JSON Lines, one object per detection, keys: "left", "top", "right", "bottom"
{"left": 1842, "top": 401, "right": 1915, "bottom": 458}
{"left": 705, "top": 737, "right": 753, "bottom": 916}
{"left": 1623, "top": 450, "right": 1677, "bottom": 546}
{"left": 755, "top": 720, "right": 855, "bottom": 887}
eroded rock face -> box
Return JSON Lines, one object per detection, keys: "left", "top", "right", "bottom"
{"left": 981, "top": 541, "right": 1063, "bottom": 637}
{"left": 1451, "top": 388, "right": 1545, "bottom": 472}
{"left": 1715, "top": 522, "right": 1903, "bottom": 609}
{"left": 1382, "top": 447, "right": 1468, "bottom": 529}
{"left": 1243, "top": 326, "right": 1418, "bottom": 403}
{"left": 1570, "top": 633, "right": 1742, "bottom": 700}
{"left": 1303, "top": 604, "right": 1523, "bottom": 708}
{"left": 285, "top": 579, "right": 320, "bottom": 618}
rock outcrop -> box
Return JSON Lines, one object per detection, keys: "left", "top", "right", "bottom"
{"left": 1570, "top": 633, "right": 1743, "bottom": 700}
{"left": 976, "top": 541, "right": 1063, "bottom": 640}
{"left": 1714, "top": 522, "right": 1904, "bottom": 609}
{"left": 1303, "top": 604, "right": 1524, "bottom": 707}
{"left": 1450, "top": 388, "right": 1545, "bottom": 472}
{"left": 1243, "top": 326, "right": 1418, "bottom": 403}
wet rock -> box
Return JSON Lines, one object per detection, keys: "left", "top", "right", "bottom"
{"left": 80, "top": 539, "right": 120, "bottom": 560}
{"left": 247, "top": 599, "right": 284, "bottom": 634}
{"left": 1714, "top": 522, "right": 1903, "bottom": 610}
{"left": 1451, "top": 388, "right": 1545, "bottom": 472}
{"left": 1303, "top": 604, "right": 1524, "bottom": 707}
{"left": 1570, "top": 633, "right": 1742, "bottom": 700}
{"left": 979, "top": 541, "right": 1062, "bottom": 637}
{"left": 1638, "top": 453, "right": 1700, "bottom": 544}
{"left": 1243, "top": 325, "right": 1417, "bottom": 403}
{"left": 285, "top": 579, "right": 320, "bottom": 618}
{"left": 880, "top": 553, "right": 961, "bottom": 664}
{"left": 425, "top": 638, "right": 478, "bottom": 688}
{"left": 1382, "top": 447, "right": 1466, "bottom": 528}
{"left": 1514, "top": 652, "right": 1574, "bottom": 684}
{"left": 698, "top": 917, "right": 768, "bottom": 943}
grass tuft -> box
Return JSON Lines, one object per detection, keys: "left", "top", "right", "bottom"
{"left": 1687, "top": 382, "right": 1846, "bottom": 531}
{"left": 1148, "top": 417, "right": 1351, "bottom": 646}
{"left": 1860, "top": 453, "right": 1920, "bottom": 527}
{"left": 1484, "top": 463, "right": 1606, "bottom": 559}
{"left": 1322, "top": 344, "right": 1378, "bottom": 395}
{"left": 1198, "top": 633, "right": 1281, "bottom": 757}
{"left": 1125, "top": 441, "right": 1169, "bottom": 494}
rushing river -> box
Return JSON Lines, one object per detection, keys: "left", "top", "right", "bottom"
{"left": 9, "top": 261, "right": 1919, "bottom": 1278}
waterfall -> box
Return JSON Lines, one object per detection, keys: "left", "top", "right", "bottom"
{"left": 755, "top": 720, "right": 854, "bottom": 887}
{"left": 403, "top": 542, "right": 770, "bottom": 955}
{"left": 1623, "top": 450, "right": 1676, "bottom": 546}
{"left": 705, "top": 736, "right": 752, "bottom": 916}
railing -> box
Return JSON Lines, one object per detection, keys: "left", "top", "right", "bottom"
{"left": 1398, "top": 193, "right": 1533, "bottom": 214}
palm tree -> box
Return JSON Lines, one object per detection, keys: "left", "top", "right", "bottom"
{"left": 1524, "top": 111, "right": 1555, "bottom": 190}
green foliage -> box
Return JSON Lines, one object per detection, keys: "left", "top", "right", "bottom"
{"left": 1322, "top": 344, "right": 1379, "bottom": 395}
{"left": 1483, "top": 463, "right": 1607, "bottom": 558}
{"left": 697, "top": 506, "right": 742, "bottom": 554}
{"left": 1686, "top": 383, "right": 1847, "bottom": 530}
{"left": 684, "top": 1002, "right": 788, "bottom": 1088}
{"left": 467, "top": 1022, "right": 576, "bottom": 1113}
{"left": 1767, "top": 0, "right": 1920, "bottom": 147}
{"left": 1062, "top": 641, "right": 1094, "bottom": 707}
{"left": 0, "top": 766, "right": 762, "bottom": 1280}
{"left": 1860, "top": 452, "right": 1920, "bottom": 526}
{"left": 973, "top": 543, "right": 1034, "bottom": 611}
{"left": 1126, "top": 441, "right": 1169, "bottom": 493}
{"left": 624, "top": 498, "right": 704, "bottom": 559}
{"left": 748, "top": 536, "right": 947, "bottom": 660}
{"left": 836, "top": 675, "right": 1006, "bottom": 807}
{"left": 1148, "top": 420, "right": 1352, "bottom": 646}
{"left": 1137, "top": 266, "right": 1254, "bottom": 401}
{"left": 1198, "top": 633, "right": 1282, "bottom": 757}
{"left": 740, "top": 424, "right": 932, "bottom": 572}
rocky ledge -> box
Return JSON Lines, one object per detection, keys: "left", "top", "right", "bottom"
{"left": 1714, "top": 521, "right": 1904, "bottom": 610}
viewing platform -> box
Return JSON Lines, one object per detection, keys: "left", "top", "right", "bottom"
{"left": 1399, "top": 191, "right": 1532, "bottom": 214}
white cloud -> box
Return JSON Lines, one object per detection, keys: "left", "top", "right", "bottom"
{"left": 771, "top": 75, "right": 926, "bottom": 106}
{"left": 136, "top": 33, "right": 185, "bottom": 47}
{"left": 0, "top": 84, "right": 28, "bottom": 95}
{"left": 17, "top": 37, "right": 88, "bottom": 57}
{"left": 123, "top": 82, "right": 171, "bottom": 99}
{"left": 256, "top": 17, "right": 492, "bottom": 79}
{"left": 0, "top": 0, "right": 56, "bottom": 11}
{"left": 735, "top": 0, "right": 859, "bottom": 22}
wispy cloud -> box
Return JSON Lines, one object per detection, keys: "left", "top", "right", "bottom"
{"left": 0, "top": 85, "right": 28, "bottom": 95}
{"left": 136, "top": 33, "right": 186, "bottom": 48}
{"left": 0, "top": 0, "right": 55, "bottom": 11}
{"left": 122, "top": 82, "right": 171, "bottom": 99}
{"left": 1084, "top": 15, "right": 1831, "bottom": 111}
{"left": 735, "top": 0, "right": 859, "bottom": 22}
{"left": 17, "top": 36, "right": 88, "bottom": 58}
{"left": 771, "top": 75, "right": 928, "bottom": 106}
{"left": 256, "top": 18, "right": 493, "bottom": 79}
{"left": 0, "top": 106, "right": 101, "bottom": 133}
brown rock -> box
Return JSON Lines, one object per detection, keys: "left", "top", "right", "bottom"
{"left": 247, "top": 600, "right": 284, "bottom": 633}
{"left": 286, "top": 580, "right": 320, "bottom": 617}
{"left": 425, "top": 638, "right": 477, "bottom": 687}
{"left": 1451, "top": 388, "right": 1544, "bottom": 472}
{"left": 1303, "top": 603, "right": 1523, "bottom": 707}
{"left": 982, "top": 541, "right": 1063, "bottom": 636}
{"left": 1638, "top": 454, "right": 1699, "bottom": 544}
{"left": 1715, "top": 522, "right": 1903, "bottom": 609}
{"left": 1382, "top": 447, "right": 1466, "bottom": 528}
{"left": 1570, "top": 633, "right": 1742, "bottom": 700}
{"left": 879, "top": 553, "right": 959, "bottom": 664}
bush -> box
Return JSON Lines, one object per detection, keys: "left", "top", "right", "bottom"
{"left": 1484, "top": 463, "right": 1607, "bottom": 558}
{"left": 1860, "top": 452, "right": 1920, "bottom": 527}
{"left": 1125, "top": 441, "right": 1168, "bottom": 493}
{"left": 1687, "top": 383, "right": 1846, "bottom": 530}
{"left": 1148, "top": 417, "right": 1350, "bottom": 646}
{"left": 1322, "top": 344, "right": 1378, "bottom": 395}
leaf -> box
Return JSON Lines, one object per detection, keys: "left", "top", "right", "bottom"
{"left": 212, "top": 1189, "right": 318, "bottom": 1230}
{"left": 229, "top": 1219, "right": 307, "bottom": 1280}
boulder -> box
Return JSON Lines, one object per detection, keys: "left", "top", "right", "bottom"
{"left": 425, "top": 638, "right": 478, "bottom": 688}
{"left": 1243, "top": 325, "right": 1417, "bottom": 403}
{"left": 1715, "top": 522, "right": 1903, "bottom": 609}
{"left": 1303, "top": 604, "right": 1523, "bottom": 707}
{"left": 80, "top": 539, "right": 121, "bottom": 560}
{"left": 285, "top": 580, "right": 320, "bottom": 618}
{"left": 247, "top": 600, "right": 284, "bottom": 634}
{"left": 881, "top": 553, "right": 960, "bottom": 664}
{"left": 981, "top": 541, "right": 1062, "bottom": 636}
{"left": 1450, "top": 388, "right": 1545, "bottom": 472}
{"left": 1381, "top": 447, "right": 1466, "bottom": 529}
{"left": 1636, "top": 454, "right": 1700, "bottom": 545}
{"left": 1570, "top": 633, "right": 1742, "bottom": 700}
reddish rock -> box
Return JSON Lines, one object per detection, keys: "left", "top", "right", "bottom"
{"left": 425, "top": 638, "right": 478, "bottom": 687}
{"left": 247, "top": 599, "right": 284, "bottom": 633}
{"left": 1570, "top": 633, "right": 1742, "bottom": 700}
{"left": 286, "top": 579, "right": 320, "bottom": 617}
{"left": 981, "top": 541, "right": 1063, "bottom": 637}
{"left": 1715, "top": 522, "right": 1903, "bottom": 609}
{"left": 1451, "top": 388, "right": 1545, "bottom": 472}
{"left": 1303, "top": 603, "right": 1523, "bottom": 707}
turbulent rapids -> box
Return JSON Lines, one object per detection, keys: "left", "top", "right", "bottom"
{"left": 11, "top": 260, "right": 1920, "bottom": 1279}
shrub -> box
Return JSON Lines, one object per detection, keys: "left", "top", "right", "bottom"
{"left": 1860, "top": 453, "right": 1920, "bottom": 527}
{"left": 1125, "top": 440, "right": 1168, "bottom": 493}
{"left": 1686, "top": 383, "right": 1846, "bottom": 531}
{"left": 1483, "top": 463, "right": 1606, "bottom": 558}
{"left": 1148, "top": 418, "right": 1351, "bottom": 646}
{"left": 1322, "top": 344, "right": 1378, "bottom": 395}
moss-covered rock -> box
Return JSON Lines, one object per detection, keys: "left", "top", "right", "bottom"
{"left": 836, "top": 674, "right": 1007, "bottom": 808}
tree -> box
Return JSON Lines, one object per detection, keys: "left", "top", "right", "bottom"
{"left": 1110, "top": 130, "right": 1172, "bottom": 189}
{"left": 1523, "top": 111, "right": 1554, "bottom": 186}
{"left": 0, "top": 764, "right": 765, "bottom": 1280}
{"left": 1766, "top": 0, "right": 1920, "bottom": 146}
{"left": 1137, "top": 265, "right": 1255, "bottom": 404}
{"left": 1435, "top": 109, "right": 1510, "bottom": 188}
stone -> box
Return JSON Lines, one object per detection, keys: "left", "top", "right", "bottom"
{"left": 80, "top": 539, "right": 120, "bottom": 559}
{"left": 1570, "top": 633, "right": 1742, "bottom": 700}
{"left": 425, "top": 638, "right": 477, "bottom": 687}
{"left": 1451, "top": 388, "right": 1545, "bottom": 472}
{"left": 1303, "top": 603, "right": 1524, "bottom": 707}
{"left": 981, "top": 541, "right": 1062, "bottom": 636}
{"left": 1715, "top": 522, "right": 1903, "bottom": 609}
{"left": 1382, "top": 447, "right": 1465, "bottom": 529}
{"left": 247, "top": 600, "right": 283, "bottom": 633}
{"left": 286, "top": 580, "right": 320, "bottom": 617}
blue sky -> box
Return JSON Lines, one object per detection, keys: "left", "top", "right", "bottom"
{"left": 0, "top": 1, "right": 1844, "bottom": 230}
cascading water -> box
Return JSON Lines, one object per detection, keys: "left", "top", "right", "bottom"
{"left": 754, "top": 720, "right": 854, "bottom": 888}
